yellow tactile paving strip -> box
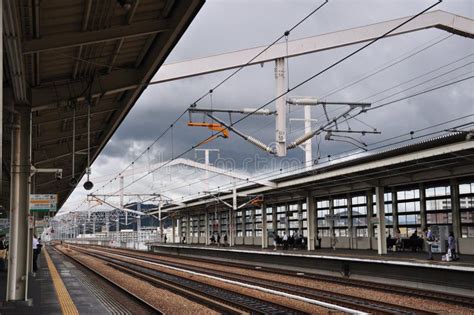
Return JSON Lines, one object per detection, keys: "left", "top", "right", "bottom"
{"left": 44, "top": 248, "right": 80, "bottom": 315}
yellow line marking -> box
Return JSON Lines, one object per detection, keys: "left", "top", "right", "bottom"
{"left": 44, "top": 248, "right": 80, "bottom": 315}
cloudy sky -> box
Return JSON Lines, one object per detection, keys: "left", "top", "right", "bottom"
{"left": 60, "top": 0, "right": 474, "bottom": 213}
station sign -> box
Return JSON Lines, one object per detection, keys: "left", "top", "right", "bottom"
{"left": 325, "top": 214, "right": 341, "bottom": 221}
{"left": 30, "top": 194, "right": 58, "bottom": 212}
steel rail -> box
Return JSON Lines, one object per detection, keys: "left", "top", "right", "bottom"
{"left": 84, "top": 245, "right": 438, "bottom": 315}
{"left": 50, "top": 245, "right": 163, "bottom": 314}
{"left": 68, "top": 245, "right": 308, "bottom": 315}
{"left": 87, "top": 244, "right": 474, "bottom": 309}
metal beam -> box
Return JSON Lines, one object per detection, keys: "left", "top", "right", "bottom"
{"left": 30, "top": 69, "right": 139, "bottom": 110}
{"left": 34, "top": 145, "right": 99, "bottom": 165}
{"left": 33, "top": 107, "right": 117, "bottom": 126}
{"left": 56, "top": 0, "right": 205, "bottom": 210}
{"left": 156, "top": 140, "right": 474, "bottom": 213}
{"left": 34, "top": 127, "right": 104, "bottom": 145}
{"left": 23, "top": 18, "right": 173, "bottom": 54}
{"left": 154, "top": 10, "right": 474, "bottom": 84}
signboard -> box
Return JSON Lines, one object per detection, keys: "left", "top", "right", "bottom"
{"left": 30, "top": 194, "right": 58, "bottom": 212}
{"left": 370, "top": 217, "right": 380, "bottom": 224}
{"left": 325, "top": 214, "right": 341, "bottom": 221}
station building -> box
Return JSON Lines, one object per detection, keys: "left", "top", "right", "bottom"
{"left": 157, "top": 133, "right": 474, "bottom": 254}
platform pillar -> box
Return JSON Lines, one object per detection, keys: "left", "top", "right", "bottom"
{"left": 392, "top": 188, "right": 398, "bottom": 234}
{"left": 176, "top": 217, "right": 181, "bottom": 243}
{"left": 7, "top": 107, "right": 31, "bottom": 301}
{"left": 347, "top": 193, "right": 354, "bottom": 249}
{"left": 229, "top": 186, "right": 236, "bottom": 247}
{"left": 367, "top": 189, "right": 374, "bottom": 249}
{"left": 186, "top": 215, "right": 190, "bottom": 244}
{"left": 272, "top": 205, "right": 277, "bottom": 235}
{"left": 275, "top": 57, "right": 287, "bottom": 157}
{"left": 307, "top": 192, "right": 316, "bottom": 251}
{"left": 298, "top": 202, "right": 303, "bottom": 235}
{"left": 241, "top": 208, "right": 246, "bottom": 244}
{"left": 450, "top": 179, "right": 461, "bottom": 240}
{"left": 419, "top": 183, "right": 427, "bottom": 231}
{"left": 171, "top": 217, "right": 176, "bottom": 243}
{"left": 375, "top": 186, "right": 387, "bottom": 255}
{"left": 205, "top": 211, "right": 209, "bottom": 245}
{"left": 261, "top": 203, "right": 268, "bottom": 248}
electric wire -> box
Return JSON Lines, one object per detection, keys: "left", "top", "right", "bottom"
{"left": 169, "top": 127, "right": 474, "bottom": 204}
{"left": 145, "top": 110, "right": 474, "bottom": 201}
{"left": 157, "top": 100, "right": 474, "bottom": 199}
{"left": 89, "top": 1, "right": 329, "bottom": 195}
{"left": 68, "top": 70, "right": 473, "bottom": 213}
{"left": 276, "top": 60, "right": 474, "bottom": 141}
{"left": 246, "top": 24, "right": 454, "bottom": 140}
{"left": 110, "top": 0, "right": 443, "bottom": 195}
{"left": 319, "top": 34, "right": 453, "bottom": 99}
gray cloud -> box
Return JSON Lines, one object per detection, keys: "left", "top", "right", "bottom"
{"left": 62, "top": 0, "right": 474, "bottom": 211}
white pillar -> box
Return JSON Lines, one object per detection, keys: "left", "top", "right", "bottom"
{"left": 7, "top": 107, "right": 30, "bottom": 301}
{"left": 261, "top": 203, "right": 268, "bottom": 249}
{"left": 93, "top": 215, "right": 96, "bottom": 235}
{"left": 186, "top": 215, "right": 190, "bottom": 244}
{"left": 376, "top": 186, "right": 387, "bottom": 255}
{"left": 205, "top": 211, "right": 209, "bottom": 245}
{"left": 171, "top": 217, "right": 176, "bottom": 243}
{"left": 307, "top": 192, "right": 316, "bottom": 251}
{"left": 275, "top": 58, "right": 286, "bottom": 157}
{"left": 158, "top": 202, "right": 163, "bottom": 241}
{"left": 230, "top": 186, "right": 237, "bottom": 247}
{"left": 304, "top": 105, "right": 312, "bottom": 169}
{"left": 204, "top": 149, "right": 209, "bottom": 192}
{"left": 177, "top": 218, "right": 182, "bottom": 243}
{"left": 120, "top": 176, "right": 126, "bottom": 226}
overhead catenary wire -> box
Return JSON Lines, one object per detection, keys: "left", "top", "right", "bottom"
{"left": 90, "top": 1, "right": 329, "bottom": 195}
{"left": 275, "top": 59, "right": 474, "bottom": 142}
{"left": 169, "top": 123, "right": 474, "bottom": 202}
{"left": 247, "top": 32, "right": 458, "bottom": 138}
{"left": 147, "top": 83, "right": 474, "bottom": 198}
{"left": 109, "top": 0, "right": 443, "bottom": 195}
{"left": 91, "top": 1, "right": 450, "bottom": 197}
{"left": 319, "top": 33, "right": 454, "bottom": 99}
{"left": 70, "top": 71, "right": 473, "bottom": 214}
{"left": 368, "top": 75, "right": 474, "bottom": 112}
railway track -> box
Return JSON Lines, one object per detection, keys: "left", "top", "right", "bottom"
{"left": 50, "top": 245, "right": 162, "bottom": 314}
{"left": 118, "top": 245, "right": 474, "bottom": 309}
{"left": 72, "top": 245, "right": 439, "bottom": 314}
{"left": 65, "top": 245, "right": 308, "bottom": 314}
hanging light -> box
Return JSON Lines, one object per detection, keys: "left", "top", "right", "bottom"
{"left": 117, "top": 0, "right": 133, "bottom": 10}
{"left": 84, "top": 102, "right": 94, "bottom": 190}
{"left": 70, "top": 102, "right": 77, "bottom": 187}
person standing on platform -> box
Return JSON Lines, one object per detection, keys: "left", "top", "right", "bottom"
{"left": 272, "top": 231, "right": 278, "bottom": 250}
{"left": 32, "top": 235, "right": 42, "bottom": 272}
{"left": 217, "top": 233, "right": 221, "bottom": 247}
{"left": 164, "top": 234, "right": 167, "bottom": 244}
{"left": 448, "top": 232, "right": 458, "bottom": 261}
{"left": 223, "top": 234, "right": 228, "bottom": 246}
{"left": 423, "top": 227, "right": 434, "bottom": 260}
{"left": 282, "top": 232, "right": 288, "bottom": 250}
{"left": 394, "top": 228, "right": 402, "bottom": 251}
{"left": 0, "top": 235, "right": 7, "bottom": 271}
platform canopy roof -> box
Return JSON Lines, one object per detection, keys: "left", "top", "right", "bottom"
{"left": 2, "top": 0, "right": 204, "bottom": 209}
{"left": 155, "top": 133, "right": 474, "bottom": 216}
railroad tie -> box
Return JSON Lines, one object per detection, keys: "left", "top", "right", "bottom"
{"left": 44, "top": 248, "right": 80, "bottom": 315}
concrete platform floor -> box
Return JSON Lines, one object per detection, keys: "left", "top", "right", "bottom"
{"left": 0, "top": 248, "right": 113, "bottom": 314}
{"left": 150, "top": 243, "right": 474, "bottom": 269}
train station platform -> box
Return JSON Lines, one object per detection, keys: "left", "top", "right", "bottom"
{"left": 0, "top": 247, "right": 116, "bottom": 314}
{"left": 148, "top": 243, "right": 474, "bottom": 296}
